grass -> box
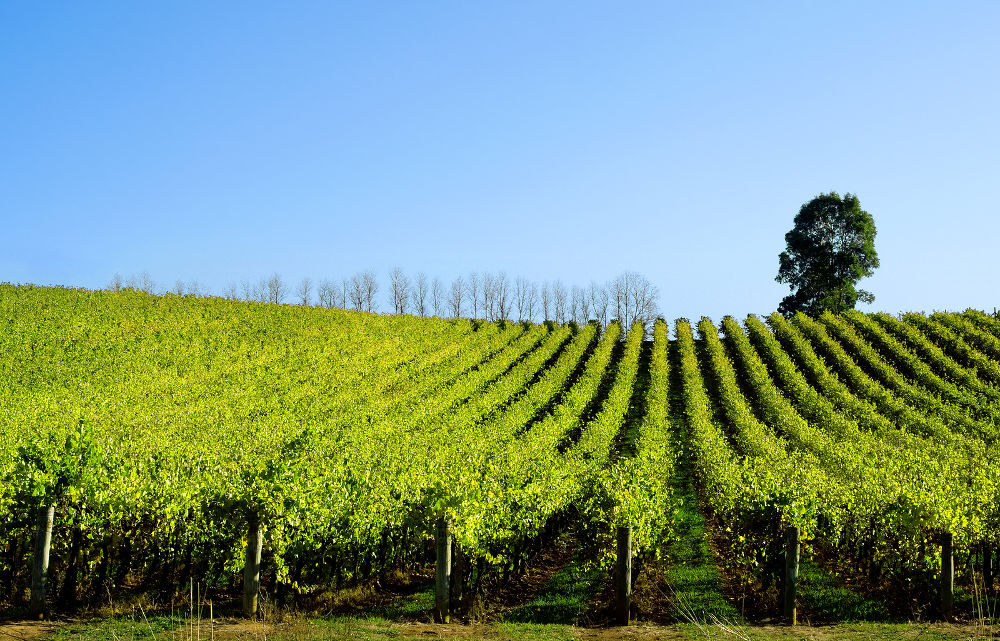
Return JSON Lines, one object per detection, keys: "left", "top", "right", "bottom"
{"left": 797, "top": 557, "right": 891, "bottom": 623}
{"left": 739, "top": 622, "right": 981, "bottom": 640}
{"left": 500, "top": 554, "right": 606, "bottom": 625}
{"left": 314, "top": 619, "right": 578, "bottom": 641}
{"left": 656, "top": 464, "right": 741, "bottom": 625}
{"left": 19, "top": 616, "right": 996, "bottom": 641}
{"left": 645, "top": 366, "right": 741, "bottom": 628}
{"left": 365, "top": 580, "right": 436, "bottom": 620}
{"left": 50, "top": 612, "right": 181, "bottom": 640}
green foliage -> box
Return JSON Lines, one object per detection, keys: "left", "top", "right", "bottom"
{"left": 15, "top": 418, "right": 102, "bottom": 510}
{"left": 776, "top": 192, "right": 879, "bottom": 316}
{"left": 5, "top": 284, "right": 1000, "bottom": 620}
{"left": 585, "top": 320, "right": 675, "bottom": 558}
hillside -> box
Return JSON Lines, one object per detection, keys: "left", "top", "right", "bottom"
{"left": 2, "top": 284, "right": 999, "bottom": 624}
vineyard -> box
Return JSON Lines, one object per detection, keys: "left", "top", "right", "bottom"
{"left": 2, "top": 284, "right": 999, "bottom": 626}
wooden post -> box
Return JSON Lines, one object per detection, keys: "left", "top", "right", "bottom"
{"left": 434, "top": 517, "right": 452, "bottom": 624}
{"left": 29, "top": 506, "right": 55, "bottom": 619}
{"left": 783, "top": 526, "right": 799, "bottom": 625}
{"left": 941, "top": 531, "right": 954, "bottom": 619}
{"left": 616, "top": 526, "right": 632, "bottom": 626}
{"left": 242, "top": 511, "right": 263, "bottom": 618}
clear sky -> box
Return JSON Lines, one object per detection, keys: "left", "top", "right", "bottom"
{"left": 3, "top": 2, "right": 998, "bottom": 322}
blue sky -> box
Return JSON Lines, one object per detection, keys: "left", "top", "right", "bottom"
{"left": 3, "top": 2, "right": 998, "bottom": 322}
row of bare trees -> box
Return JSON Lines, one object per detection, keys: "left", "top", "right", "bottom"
{"left": 110, "top": 271, "right": 380, "bottom": 311}
{"left": 382, "top": 268, "right": 658, "bottom": 329}
{"left": 108, "top": 269, "right": 659, "bottom": 329}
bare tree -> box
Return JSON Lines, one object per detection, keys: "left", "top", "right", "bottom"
{"left": 525, "top": 281, "right": 538, "bottom": 322}
{"left": 349, "top": 273, "right": 365, "bottom": 311}
{"left": 138, "top": 271, "right": 155, "bottom": 294}
{"left": 514, "top": 277, "right": 530, "bottom": 321}
{"left": 590, "top": 281, "right": 610, "bottom": 328}
{"left": 552, "top": 280, "right": 568, "bottom": 324}
{"left": 413, "top": 272, "right": 429, "bottom": 316}
{"left": 188, "top": 280, "right": 200, "bottom": 297}
{"left": 108, "top": 273, "right": 123, "bottom": 292}
{"left": 467, "top": 272, "right": 480, "bottom": 318}
{"left": 576, "top": 286, "right": 590, "bottom": 324}
{"left": 627, "top": 272, "right": 660, "bottom": 332}
{"left": 449, "top": 276, "right": 465, "bottom": 318}
{"left": 225, "top": 282, "right": 239, "bottom": 300}
{"left": 297, "top": 277, "right": 312, "bottom": 306}
{"left": 318, "top": 279, "right": 337, "bottom": 308}
{"left": 611, "top": 272, "right": 659, "bottom": 332}
{"left": 172, "top": 280, "right": 185, "bottom": 296}
{"left": 541, "top": 281, "right": 552, "bottom": 321}
{"left": 613, "top": 276, "right": 626, "bottom": 326}
{"left": 482, "top": 272, "right": 496, "bottom": 321}
{"left": 432, "top": 277, "right": 444, "bottom": 317}
{"left": 241, "top": 279, "right": 254, "bottom": 301}
{"left": 361, "top": 270, "right": 378, "bottom": 312}
{"left": 255, "top": 278, "right": 269, "bottom": 302}
{"left": 389, "top": 267, "right": 411, "bottom": 314}
{"left": 570, "top": 285, "right": 590, "bottom": 325}
{"left": 266, "top": 273, "right": 286, "bottom": 304}
{"left": 340, "top": 278, "right": 350, "bottom": 309}
{"left": 495, "top": 272, "right": 510, "bottom": 321}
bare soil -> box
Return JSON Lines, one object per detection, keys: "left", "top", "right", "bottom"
{"left": 0, "top": 621, "right": 59, "bottom": 641}
{"left": 4, "top": 617, "right": 1000, "bottom": 640}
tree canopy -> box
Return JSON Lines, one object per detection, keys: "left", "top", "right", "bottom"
{"left": 776, "top": 192, "right": 879, "bottom": 316}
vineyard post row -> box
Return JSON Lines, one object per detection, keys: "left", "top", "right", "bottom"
{"left": 22, "top": 493, "right": 958, "bottom": 623}
{"left": 13, "top": 470, "right": 933, "bottom": 624}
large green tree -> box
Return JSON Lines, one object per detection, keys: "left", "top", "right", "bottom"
{"left": 776, "top": 192, "right": 879, "bottom": 316}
